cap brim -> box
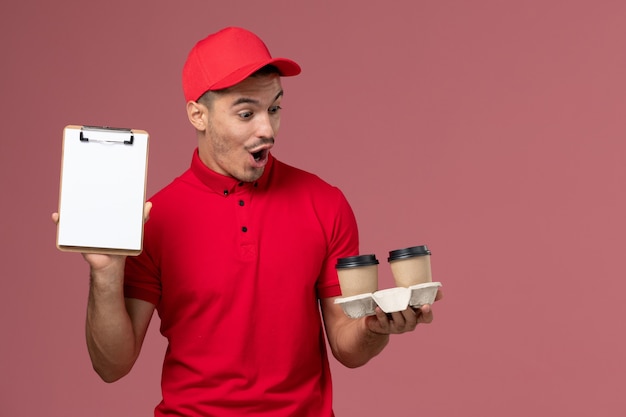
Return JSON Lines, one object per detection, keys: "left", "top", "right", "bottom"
{"left": 210, "top": 57, "right": 301, "bottom": 91}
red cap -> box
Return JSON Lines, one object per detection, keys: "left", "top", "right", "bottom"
{"left": 182, "top": 27, "right": 301, "bottom": 102}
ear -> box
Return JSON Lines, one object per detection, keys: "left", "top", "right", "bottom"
{"left": 186, "top": 101, "right": 208, "bottom": 131}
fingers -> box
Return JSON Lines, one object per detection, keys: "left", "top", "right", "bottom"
{"left": 391, "top": 309, "right": 419, "bottom": 332}
{"left": 366, "top": 287, "right": 442, "bottom": 335}
{"left": 368, "top": 307, "right": 422, "bottom": 335}
{"left": 417, "top": 287, "right": 442, "bottom": 324}
{"left": 53, "top": 202, "right": 152, "bottom": 226}
{"left": 364, "top": 310, "right": 389, "bottom": 335}
{"left": 143, "top": 201, "right": 152, "bottom": 222}
{"left": 417, "top": 305, "right": 434, "bottom": 324}
{"left": 373, "top": 308, "right": 390, "bottom": 331}
{"left": 366, "top": 308, "right": 396, "bottom": 335}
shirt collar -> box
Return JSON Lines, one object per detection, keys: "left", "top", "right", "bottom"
{"left": 190, "top": 148, "right": 274, "bottom": 194}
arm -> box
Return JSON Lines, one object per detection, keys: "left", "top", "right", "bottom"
{"left": 320, "top": 289, "right": 443, "bottom": 369}
{"left": 53, "top": 204, "right": 154, "bottom": 382}
{"left": 85, "top": 253, "right": 155, "bottom": 382}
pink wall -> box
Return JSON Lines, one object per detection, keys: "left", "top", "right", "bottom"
{"left": 2, "top": 1, "right": 626, "bottom": 415}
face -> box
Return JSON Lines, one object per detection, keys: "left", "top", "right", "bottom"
{"left": 193, "top": 74, "right": 283, "bottom": 183}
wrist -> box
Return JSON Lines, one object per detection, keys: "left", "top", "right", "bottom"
{"left": 89, "top": 259, "right": 126, "bottom": 290}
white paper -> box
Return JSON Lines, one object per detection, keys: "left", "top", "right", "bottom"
{"left": 57, "top": 126, "right": 148, "bottom": 252}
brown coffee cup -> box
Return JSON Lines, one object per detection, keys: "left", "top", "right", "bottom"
{"left": 335, "top": 254, "right": 379, "bottom": 297}
{"left": 387, "top": 245, "right": 432, "bottom": 287}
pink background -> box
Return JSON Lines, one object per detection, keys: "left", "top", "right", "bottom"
{"left": 2, "top": 1, "right": 626, "bottom": 415}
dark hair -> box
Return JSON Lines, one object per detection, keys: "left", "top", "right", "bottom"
{"left": 197, "top": 65, "right": 280, "bottom": 107}
{"left": 250, "top": 64, "right": 280, "bottom": 77}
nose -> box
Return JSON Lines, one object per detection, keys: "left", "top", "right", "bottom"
{"left": 255, "top": 112, "right": 277, "bottom": 140}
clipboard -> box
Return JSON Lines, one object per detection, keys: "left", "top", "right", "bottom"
{"left": 57, "top": 125, "right": 149, "bottom": 255}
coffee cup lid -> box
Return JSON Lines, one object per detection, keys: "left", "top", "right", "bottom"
{"left": 336, "top": 254, "right": 379, "bottom": 269}
{"left": 387, "top": 245, "right": 431, "bottom": 262}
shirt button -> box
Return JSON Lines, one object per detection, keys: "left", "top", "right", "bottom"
{"left": 242, "top": 226, "right": 248, "bottom": 232}
{"left": 223, "top": 190, "right": 229, "bottom": 196}
{"left": 239, "top": 200, "right": 245, "bottom": 206}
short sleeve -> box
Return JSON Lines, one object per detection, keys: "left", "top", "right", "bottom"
{"left": 124, "top": 204, "right": 162, "bottom": 306}
{"left": 316, "top": 187, "right": 359, "bottom": 299}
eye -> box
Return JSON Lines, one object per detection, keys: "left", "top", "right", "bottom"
{"left": 238, "top": 111, "right": 253, "bottom": 119}
{"left": 269, "top": 105, "right": 282, "bottom": 114}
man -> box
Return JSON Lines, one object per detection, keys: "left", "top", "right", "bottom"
{"left": 64, "top": 27, "right": 442, "bottom": 416}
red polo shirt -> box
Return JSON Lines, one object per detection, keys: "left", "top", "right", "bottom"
{"left": 125, "top": 150, "right": 359, "bottom": 416}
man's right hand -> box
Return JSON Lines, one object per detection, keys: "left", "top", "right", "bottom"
{"left": 51, "top": 202, "right": 152, "bottom": 272}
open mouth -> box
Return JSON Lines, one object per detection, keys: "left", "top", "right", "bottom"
{"left": 250, "top": 148, "right": 270, "bottom": 163}
{"left": 252, "top": 149, "right": 266, "bottom": 162}
{"left": 247, "top": 139, "right": 273, "bottom": 166}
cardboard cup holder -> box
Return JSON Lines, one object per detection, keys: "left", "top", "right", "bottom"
{"left": 334, "top": 282, "right": 442, "bottom": 319}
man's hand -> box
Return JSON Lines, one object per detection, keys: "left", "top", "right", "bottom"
{"left": 52, "top": 202, "right": 152, "bottom": 271}
{"left": 365, "top": 288, "right": 443, "bottom": 335}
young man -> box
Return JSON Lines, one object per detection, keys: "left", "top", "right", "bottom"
{"left": 75, "top": 27, "right": 442, "bottom": 416}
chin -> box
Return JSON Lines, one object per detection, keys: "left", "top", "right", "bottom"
{"left": 239, "top": 167, "right": 264, "bottom": 183}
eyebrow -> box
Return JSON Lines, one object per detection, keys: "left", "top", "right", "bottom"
{"left": 231, "top": 90, "right": 284, "bottom": 107}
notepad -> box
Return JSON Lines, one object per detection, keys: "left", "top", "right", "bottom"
{"left": 57, "top": 125, "right": 149, "bottom": 255}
